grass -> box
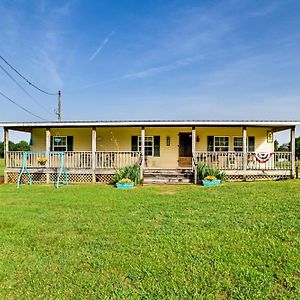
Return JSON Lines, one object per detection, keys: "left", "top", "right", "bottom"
{"left": 0, "top": 158, "right": 4, "bottom": 176}
{"left": 0, "top": 181, "right": 299, "bottom": 299}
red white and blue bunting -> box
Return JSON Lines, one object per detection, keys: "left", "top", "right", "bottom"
{"left": 255, "top": 152, "right": 273, "bottom": 163}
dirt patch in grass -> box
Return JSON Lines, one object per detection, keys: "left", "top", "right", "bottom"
{"left": 157, "top": 191, "right": 177, "bottom": 195}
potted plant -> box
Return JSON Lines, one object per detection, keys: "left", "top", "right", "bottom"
{"left": 37, "top": 157, "right": 48, "bottom": 166}
{"left": 115, "top": 178, "right": 134, "bottom": 189}
{"left": 201, "top": 175, "right": 221, "bottom": 186}
{"left": 196, "top": 163, "right": 227, "bottom": 186}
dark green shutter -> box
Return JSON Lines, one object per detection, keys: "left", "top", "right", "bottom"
{"left": 67, "top": 136, "right": 73, "bottom": 151}
{"left": 131, "top": 136, "right": 138, "bottom": 151}
{"left": 50, "top": 136, "right": 53, "bottom": 151}
{"left": 248, "top": 136, "right": 255, "bottom": 152}
{"left": 154, "top": 136, "right": 160, "bottom": 157}
{"left": 207, "top": 136, "right": 214, "bottom": 151}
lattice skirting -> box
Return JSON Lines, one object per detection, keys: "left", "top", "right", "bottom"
{"left": 227, "top": 174, "right": 292, "bottom": 181}
{"left": 6, "top": 172, "right": 113, "bottom": 184}
{"left": 227, "top": 175, "right": 244, "bottom": 181}
{"left": 6, "top": 172, "right": 292, "bottom": 184}
{"left": 96, "top": 174, "right": 114, "bottom": 184}
{"left": 245, "top": 175, "right": 291, "bottom": 181}
{"left": 49, "top": 173, "right": 93, "bottom": 183}
{"left": 7, "top": 172, "right": 47, "bottom": 184}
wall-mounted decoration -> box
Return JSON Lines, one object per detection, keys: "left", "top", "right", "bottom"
{"left": 267, "top": 131, "right": 273, "bottom": 143}
{"left": 166, "top": 136, "right": 171, "bottom": 146}
{"left": 196, "top": 136, "right": 200, "bottom": 142}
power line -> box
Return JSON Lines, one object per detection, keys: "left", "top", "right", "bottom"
{"left": 0, "top": 64, "right": 55, "bottom": 117}
{"left": 0, "top": 90, "right": 48, "bottom": 121}
{"left": 0, "top": 55, "right": 58, "bottom": 96}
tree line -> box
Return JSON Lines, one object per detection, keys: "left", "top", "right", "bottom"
{"left": 274, "top": 137, "right": 300, "bottom": 157}
{"left": 0, "top": 141, "right": 30, "bottom": 158}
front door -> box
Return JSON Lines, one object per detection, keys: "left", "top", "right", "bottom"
{"left": 178, "top": 132, "right": 192, "bottom": 167}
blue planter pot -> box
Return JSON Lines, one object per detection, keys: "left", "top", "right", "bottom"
{"left": 116, "top": 182, "right": 134, "bottom": 189}
{"left": 201, "top": 180, "right": 221, "bottom": 186}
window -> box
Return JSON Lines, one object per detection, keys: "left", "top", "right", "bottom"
{"left": 132, "top": 136, "right": 160, "bottom": 157}
{"left": 138, "top": 136, "right": 154, "bottom": 156}
{"left": 214, "top": 136, "right": 229, "bottom": 152}
{"left": 233, "top": 137, "right": 243, "bottom": 152}
{"left": 51, "top": 136, "right": 73, "bottom": 152}
{"left": 52, "top": 136, "right": 67, "bottom": 152}
{"left": 233, "top": 136, "right": 255, "bottom": 152}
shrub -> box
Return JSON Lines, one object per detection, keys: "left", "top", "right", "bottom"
{"left": 113, "top": 164, "right": 142, "bottom": 185}
{"left": 196, "top": 163, "right": 227, "bottom": 182}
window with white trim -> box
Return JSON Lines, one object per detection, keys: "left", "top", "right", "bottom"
{"left": 52, "top": 136, "right": 67, "bottom": 152}
{"left": 233, "top": 137, "right": 243, "bottom": 152}
{"left": 233, "top": 136, "right": 255, "bottom": 152}
{"left": 138, "top": 136, "right": 154, "bottom": 156}
{"left": 214, "top": 136, "right": 229, "bottom": 152}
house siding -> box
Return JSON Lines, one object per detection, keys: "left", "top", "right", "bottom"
{"left": 30, "top": 126, "right": 273, "bottom": 168}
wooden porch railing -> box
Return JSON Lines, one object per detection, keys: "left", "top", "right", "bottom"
{"left": 193, "top": 151, "right": 292, "bottom": 171}
{"left": 95, "top": 151, "right": 141, "bottom": 169}
{"left": 6, "top": 151, "right": 141, "bottom": 169}
{"left": 193, "top": 151, "right": 244, "bottom": 170}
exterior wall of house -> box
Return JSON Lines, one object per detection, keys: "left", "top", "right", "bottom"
{"left": 31, "top": 128, "right": 92, "bottom": 151}
{"left": 30, "top": 126, "right": 273, "bottom": 168}
{"left": 196, "top": 127, "right": 273, "bottom": 152}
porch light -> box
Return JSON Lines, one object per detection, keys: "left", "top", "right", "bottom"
{"left": 166, "top": 136, "right": 171, "bottom": 146}
{"left": 196, "top": 136, "right": 200, "bottom": 142}
{"left": 267, "top": 131, "right": 273, "bottom": 143}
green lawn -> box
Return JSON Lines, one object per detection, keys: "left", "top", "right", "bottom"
{"left": 0, "top": 182, "right": 299, "bottom": 299}
{"left": 0, "top": 158, "right": 4, "bottom": 176}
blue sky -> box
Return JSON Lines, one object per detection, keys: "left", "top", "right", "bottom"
{"left": 0, "top": 0, "right": 300, "bottom": 141}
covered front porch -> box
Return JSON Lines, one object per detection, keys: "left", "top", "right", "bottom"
{"left": 2, "top": 120, "right": 298, "bottom": 183}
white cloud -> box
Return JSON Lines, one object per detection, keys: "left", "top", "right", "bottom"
{"left": 123, "top": 56, "right": 200, "bottom": 79}
{"left": 89, "top": 31, "right": 115, "bottom": 61}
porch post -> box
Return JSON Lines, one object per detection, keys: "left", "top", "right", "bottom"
{"left": 4, "top": 128, "right": 9, "bottom": 184}
{"left": 192, "top": 127, "right": 197, "bottom": 183}
{"left": 45, "top": 128, "right": 51, "bottom": 183}
{"left": 290, "top": 126, "right": 296, "bottom": 178}
{"left": 92, "top": 127, "right": 97, "bottom": 183}
{"left": 140, "top": 127, "right": 145, "bottom": 180}
{"left": 243, "top": 126, "right": 247, "bottom": 181}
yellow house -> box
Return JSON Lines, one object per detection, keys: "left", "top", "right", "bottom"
{"left": 1, "top": 120, "right": 298, "bottom": 184}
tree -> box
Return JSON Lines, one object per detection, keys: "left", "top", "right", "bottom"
{"left": 0, "top": 142, "right": 3, "bottom": 158}
{"left": 296, "top": 137, "right": 300, "bottom": 158}
{"left": 274, "top": 140, "right": 279, "bottom": 151}
{"left": 15, "top": 140, "right": 30, "bottom": 151}
{"left": 0, "top": 140, "right": 30, "bottom": 157}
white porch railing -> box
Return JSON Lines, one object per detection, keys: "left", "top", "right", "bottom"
{"left": 6, "top": 151, "right": 141, "bottom": 169}
{"left": 95, "top": 151, "right": 141, "bottom": 169}
{"left": 246, "top": 152, "right": 292, "bottom": 170}
{"left": 193, "top": 151, "right": 292, "bottom": 171}
{"left": 63, "top": 152, "right": 92, "bottom": 169}
{"left": 193, "top": 151, "right": 244, "bottom": 170}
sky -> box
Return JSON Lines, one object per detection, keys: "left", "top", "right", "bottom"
{"left": 0, "top": 0, "right": 300, "bottom": 142}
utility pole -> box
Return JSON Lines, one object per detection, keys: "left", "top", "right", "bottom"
{"left": 57, "top": 90, "right": 61, "bottom": 122}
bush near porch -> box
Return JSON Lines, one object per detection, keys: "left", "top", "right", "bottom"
{"left": 0, "top": 158, "right": 4, "bottom": 176}
{"left": 0, "top": 181, "right": 299, "bottom": 299}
